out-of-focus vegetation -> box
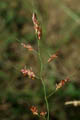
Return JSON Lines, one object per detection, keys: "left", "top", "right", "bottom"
{"left": 0, "top": 0, "right": 80, "bottom": 120}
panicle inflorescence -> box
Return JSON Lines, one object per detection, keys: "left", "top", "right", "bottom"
{"left": 19, "top": 12, "right": 71, "bottom": 120}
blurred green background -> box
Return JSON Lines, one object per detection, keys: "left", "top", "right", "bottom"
{"left": 0, "top": 0, "right": 80, "bottom": 120}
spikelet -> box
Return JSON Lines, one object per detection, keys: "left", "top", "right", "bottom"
{"left": 65, "top": 100, "right": 80, "bottom": 107}
{"left": 30, "top": 106, "right": 47, "bottom": 117}
{"left": 30, "top": 106, "right": 38, "bottom": 115}
{"left": 40, "top": 111, "right": 47, "bottom": 116}
{"left": 48, "top": 51, "right": 59, "bottom": 63}
{"left": 21, "top": 43, "right": 34, "bottom": 51}
{"left": 21, "top": 67, "right": 35, "bottom": 79}
{"left": 32, "top": 13, "right": 42, "bottom": 40}
{"left": 56, "top": 77, "right": 69, "bottom": 90}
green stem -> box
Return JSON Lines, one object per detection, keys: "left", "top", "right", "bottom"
{"left": 37, "top": 40, "right": 49, "bottom": 120}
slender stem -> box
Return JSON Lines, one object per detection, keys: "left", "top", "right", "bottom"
{"left": 37, "top": 39, "right": 49, "bottom": 120}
